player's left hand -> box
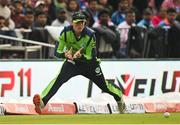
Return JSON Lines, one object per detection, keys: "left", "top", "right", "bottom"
{"left": 73, "top": 48, "right": 83, "bottom": 59}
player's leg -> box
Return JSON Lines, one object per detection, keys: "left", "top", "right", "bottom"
{"left": 33, "top": 61, "right": 79, "bottom": 113}
{"left": 82, "top": 60, "right": 125, "bottom": 113}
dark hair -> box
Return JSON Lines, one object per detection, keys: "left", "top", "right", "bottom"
{"left": 13, "top": 0, "right": 22, "bottom": 4}
{"left": 98, "top": 8, "right": 110, "bottom": 18}
{"left": 143, "top": 8, "right": 152, "bottom": 15}
{"left": 56, "top": 8, "right": 66, "bottom": 14}
{"left": 167, "top": 8, "right": 176, "bottom": 14}
{"left": 25, "top": 8, "right": 34, "bottom": 15}
{"left": 35, "top": 10, "right": 47, "bottom": 17}
{"left": 125, "top": 8, "right": 135, "bottom": 15}
{"left": 67, "top": 0, "right": 79, "bottom": 11}
{"left": 0, "top": 16, "right": 5, "bottom": 20}
{"left": 88, "top": 0, "right": 97, "bottom": 4}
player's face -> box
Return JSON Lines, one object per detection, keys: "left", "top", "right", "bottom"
{"left": 72, "top": 21, "right": 85, "bottom": 33}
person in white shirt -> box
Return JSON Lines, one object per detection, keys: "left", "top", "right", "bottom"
{"left": 0, "top": 0, "right": 15, "bottom": 30}
{"left": 51, "top": 8, "right": 70, "bottom": 27}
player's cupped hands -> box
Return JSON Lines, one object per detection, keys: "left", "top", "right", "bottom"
{"left": 65, "top": 47, "right": 73, "bottom": 60}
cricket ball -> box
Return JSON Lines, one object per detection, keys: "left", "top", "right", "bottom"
{"left": 163, "top": 112, "right": 170, "bottom": 118}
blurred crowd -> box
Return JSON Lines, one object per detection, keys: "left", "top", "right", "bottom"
{"left": 0, "top": 0, "right": 180, "bottom": 59}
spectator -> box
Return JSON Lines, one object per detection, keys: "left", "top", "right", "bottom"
{"left": 117, "top": 9, "right": 136, "bottom": 58}
{"left": 98, "top": 0, "right": 113, "bottom": 14}
{"left": 158, "top": 8, "right": 180, "bottom": 58}
{"left": 27, "top": 0, "right": 38, "bottom": 8}
{"left": 77, "top": 0, "right": 88, "bottom": 9}
{"left": 18, "top": 8, "right": 34, "bottom": 42}
{"left": 54, "top": 0, "right": 67, "bottom": 9}
{"left": 32, "top": 10, "right": 49, "bottom": 58}
{"left": 152, "top": 8, "right": 167, "bottom": 27}
{"left": 149, "top": 8, "right": 180, "bottom": 58}
{"left": 93, "top": 8, "right": 114, "bottom": 28}
{"left": 148, "top": 0, "right": 164, "bottom": 13}
{"left": 85, "top": 0, "right": 99, "bottom": 23}
{"left": 0, "top": 0, "right": 11, "bottom": 19}
{"left": 45, "top": 0, "right": 56, "bottom": 22}
{"left": 66, "top": 0, "right": 80, "bottom": 22}
{"left": 34, "top": 0, "right": 55, "bottom": 25}
{"left": 0, "top": 15, "right": 16, "bottom": 45}
{"left": 132, "top": 0, "right": 149, "bottom": 17}
{"left": 158, "top": 8, "right": 178, "bottom": 27}
{"left": 19, "top": 8, "right": 35, "bottom": 29}
{"left": 108, "top": 0, "right": 119, "bottom": 12}
{"left": 22, "top": 0, "right": 35, "bottom": 15}
{"left": 93, "top": 8, "right": 120, "bottom": 58}
{"left": 33, "top": 10, "right": 48, "bottom": 28}
{"left": 35, "top": 0, "right": 46, "bottom": 8}
{"left": 128, "top": 0, "right": 141, "bottom": 23}
{"left": 0, "top": 0, "right": 15, "bottom": 30}
{"left": 137, "top": 8, "right": 154, "bottom": 29}
{"left": 11, "top": 0, "right": 25, "bottom": 28}
{"left": 51, "top": 8, "right": 70, "bottom": 27}
{"left": 111, "top": 0, "right": 129, "bottom": 26}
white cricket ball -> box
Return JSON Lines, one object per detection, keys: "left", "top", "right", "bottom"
{"left": 163, "top": 112, "right": 170, "bottom": 118}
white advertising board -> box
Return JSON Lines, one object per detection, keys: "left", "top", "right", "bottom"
{"left": 0, "top": 60, "right": 180, "bottom": 101}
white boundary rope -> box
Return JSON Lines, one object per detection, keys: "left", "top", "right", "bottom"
{"left": 0, "top": 34, "right": 55, "bottom": 48}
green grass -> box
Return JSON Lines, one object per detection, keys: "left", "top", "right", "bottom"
{"left": 0, "top": 113, "right": 180, "bottom": 124}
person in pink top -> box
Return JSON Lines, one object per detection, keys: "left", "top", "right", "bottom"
{"left": 161, "top": 0, "right": 180, "bottom": 12}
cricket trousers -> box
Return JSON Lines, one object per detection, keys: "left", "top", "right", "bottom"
{"left": 41, "top": 59, "right": 122, "bottom": 105}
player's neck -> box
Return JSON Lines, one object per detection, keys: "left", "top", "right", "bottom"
{"left": 75, "top": 32, "right": 81, "bottom": 38}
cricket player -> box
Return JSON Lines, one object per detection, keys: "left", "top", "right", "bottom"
{"left": 33, "top": 11, "right": 125, "bottom": 114}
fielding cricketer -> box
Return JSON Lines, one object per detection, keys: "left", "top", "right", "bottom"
{"left": 33, "top": 11, "right": 125, "bottom": 114}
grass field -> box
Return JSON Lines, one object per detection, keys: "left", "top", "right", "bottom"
{"left": 0, "top": 113, "right": 180, "bottom": 124}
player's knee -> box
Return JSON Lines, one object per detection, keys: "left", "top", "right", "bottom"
{"left": 114, "top": 96, "right": 121, "bottom": 102}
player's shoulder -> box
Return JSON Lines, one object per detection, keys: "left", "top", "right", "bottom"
{"left": 84, "top": 26, "right": 95, "bottom": 36}
{"left": 64, "top": 25, "right": 73, "bottom": 32}
{"left": 60, "top": 25, "right": 72, "bottom": 35}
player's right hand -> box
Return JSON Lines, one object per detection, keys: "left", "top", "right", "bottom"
{"left": 65, "top": 47, "right": 73, "bottom": 60}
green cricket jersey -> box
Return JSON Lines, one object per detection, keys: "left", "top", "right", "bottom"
{"left": 55, "top": 25, "right": 97, "bottom": 60}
